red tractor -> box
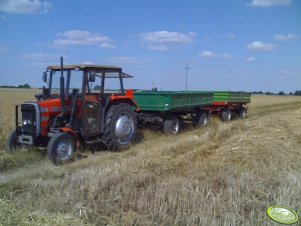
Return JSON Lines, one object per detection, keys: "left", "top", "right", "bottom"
{"left": 7, "top": 57, "right": 137, "bottom": 164}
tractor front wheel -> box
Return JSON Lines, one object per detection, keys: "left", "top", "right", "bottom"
{"left": 6, "top": 130, "right": 20, "bottom": 152}
{"left": 47, "top": 133, "right": 75, "bottom": 165}
{"left": 103, "top": 104, "right": 137, "bottom": 151}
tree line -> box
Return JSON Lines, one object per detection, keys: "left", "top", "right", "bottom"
{"left": 0, "top": 84, "right": 31, "bottom": 89}
{"left": 252, "top": 90, "right": 301, "bottom": 96}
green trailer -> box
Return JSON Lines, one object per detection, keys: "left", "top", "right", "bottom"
{"left": 133, "top": 90, "right": 214, "bottom": 133}
{"left": 133, "top": 90, "right": 251, "bottom": 133}
{"left": 211, "top": 91, "right": 251, "bottom": 121}
{"left": 134, "top": 91, "right": 213, "bottom": 111}
{"left": 213, "top": 91, "right": 251, "bottom": 104}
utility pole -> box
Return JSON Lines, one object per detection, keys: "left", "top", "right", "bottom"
{"left": 185, "top": 64, "right": 190, "bottom": 90}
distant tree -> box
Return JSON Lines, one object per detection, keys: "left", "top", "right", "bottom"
{"left": 18, "top": 83, "right": 31, "bottom": 88}
{"left": 265, "top": 92, "right": 274, "bottom": 95}
{"left": 278, "top": 91, "right": 285, "bottom": 95}
{"left": 251, "top": 91, "right": 263, "bottom": 94}
{"left": 0, "top": 85, "right": 17, "bottom": 88}
{"left": 294, "top": 90, "right": 301, "bottom": 96}
{"left": 289, "top": 92, "right": 294, "bottom": 96}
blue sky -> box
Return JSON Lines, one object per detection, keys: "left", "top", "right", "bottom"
{"left": 0, "top": 0, "right": 300, "bottom": 92}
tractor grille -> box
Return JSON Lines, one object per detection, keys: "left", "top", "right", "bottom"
{"left": 21, "top": 104, "right": 37, "bottom": 136}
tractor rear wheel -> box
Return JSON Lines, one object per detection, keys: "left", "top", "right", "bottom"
{"left": 103, "top": 104, "right": 137, "bottom": 151}
{"left": 221, "top": 109, "right": 232, "bottom": 121}
{"left": 6, "top": 130, "right": 20, "bottom": 152}
{"left": 47, "top": 133, "right": 75, "bottom": 165}
{"left": 163, "top": 115, "right": 180, "bottom": 134}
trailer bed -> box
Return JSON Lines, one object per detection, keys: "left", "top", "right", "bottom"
{"left": 133, "top": 91, "right": 214, "bottom": 112}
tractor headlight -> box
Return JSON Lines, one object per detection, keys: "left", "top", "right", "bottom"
{"left": 22, "top": 119, "right": 32, "bottom": 126}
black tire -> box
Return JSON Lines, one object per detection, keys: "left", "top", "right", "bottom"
{"left": 103, "top": 104, "right": 137, "bottom": 151}
{"left": 195, "top": 112, "right": 209, "bottom": 127}
{"left": 221, "top": 109, "right": 232, "bottom": 121}
{"left": 6, "top": 130, "right": 20, "bottom": 152}
{"left": 240, "top": 108, "right": 246, "bottom": 119}
{"left": 47, "top": 133, "right": 75, "bottom": 165}
{"left": 163, "top": 115, "right": 180, "bottom": 134}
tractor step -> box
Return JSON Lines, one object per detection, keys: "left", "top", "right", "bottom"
{"left": 85, "top": 138, "right": 103, "bottom": 144}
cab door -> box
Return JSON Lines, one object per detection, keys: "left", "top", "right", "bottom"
{"left": 82, "top": 73, "right": 102, "bottom": 136}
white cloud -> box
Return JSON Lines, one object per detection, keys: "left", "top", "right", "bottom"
{"left": 205, "top": 34, "right": 235, "bottom": 41}
{"left": 140, "top": 31, "right": 196, "bottom": 50}
{"left": 249, "top": 0, "right": 291, "bottom": 7}
{"left": 26, "top": 62, "right": 48, "bottom": 67}
{"left": 246, "top": 57, "right": 256, "bottom": 62}
{"left": 51, "top": 30, "right": 115, "bottom": 49}
{"left": 246, "top": 41, "right": 276, "bottom": 51}
{"left": 274, "top": 33, "right": 298, "bottom": 41}
{"left": 142, "top": 31, "right": 196, "bottom": 43}
{"left": 83, "top": 61, "right": 94, "bottom": 65}
{"left": 0, "top": 0, "right": 53, "bottom": 14}
{"left": 148, "top": 45, "right": 168, "bottom": 51}
{"left": 201, "top": 51, "right": 217, "bottom": 58}
{"left": 106, "top": 57, "right": 151, "bottom": 65}
{"left": 221, "top": 53, "right": 231, "bottom": 59}
{"left": 200, "top": 51, "right": 231, "bottom": 59}
{"left": 20, "top": 52, "right": 68, "bottom": 66}
{"left": 100, "top": 43, "right": 116, "bottom": 49}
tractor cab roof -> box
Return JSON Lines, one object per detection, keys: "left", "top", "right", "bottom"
{"left": 47, "top": 64, "right": 132, "bottom": 78}
{"left": 47, "top": 64, "right": 122, "bottom": 71}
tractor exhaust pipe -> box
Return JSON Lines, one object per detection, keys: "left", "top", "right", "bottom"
{"left": 60, "top": 56, "right": 65, "bottom": 109}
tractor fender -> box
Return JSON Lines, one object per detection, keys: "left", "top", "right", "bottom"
{"left": 108, "top": 90, "right": 138, "bottom": 110}
{"left": 109, "top": 98, "right": 138, "bottom": 109}
{"left": 106, "top": 94, "right": 138, "bottom": 112}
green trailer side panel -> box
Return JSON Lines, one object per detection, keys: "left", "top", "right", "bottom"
{"left": 133, "top": 92, "right": 170, "bottom": 111}
{"left": 213, "top": 91, "right": 251, "bottom": 103}
{"left": 133, "top": 91, "right": 214, "bottom": 112}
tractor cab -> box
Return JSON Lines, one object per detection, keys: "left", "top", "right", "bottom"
{"left": 7, "top": 58, "right": 137, "bottom": 164}
{"left": 39, "top": 64, "right": 132, "bottom": 100}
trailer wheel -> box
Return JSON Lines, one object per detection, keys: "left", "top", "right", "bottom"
{"left": 164, "top": 115, "right": 180, "bottom": 134}
{"left": 221, "top": 109, "right": 232, "bottom": 121}
{"left": 6, "top": 130, "right": 20, "bottom": 152}
{"left": 103, "top": 103, "right": 137, "bottom": 151}
{"left": 195, "top": 112, "right": 208, "bottom": 127}
{"left": 47, "top": 133, "right": 75, "bottom": 165}
{"left": 240, "top": 108, "right": 246, "bottom": 119}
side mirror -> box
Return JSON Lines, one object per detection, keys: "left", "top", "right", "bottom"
{"left": 42, "top": 72, "right": 47, "bottom": 83}
{"left": 89, "top": 72, "right": 96, "bottom": 82}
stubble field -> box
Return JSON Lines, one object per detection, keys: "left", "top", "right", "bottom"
{"left": 0, "top": 88, "right": 301, "bottom": 225}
